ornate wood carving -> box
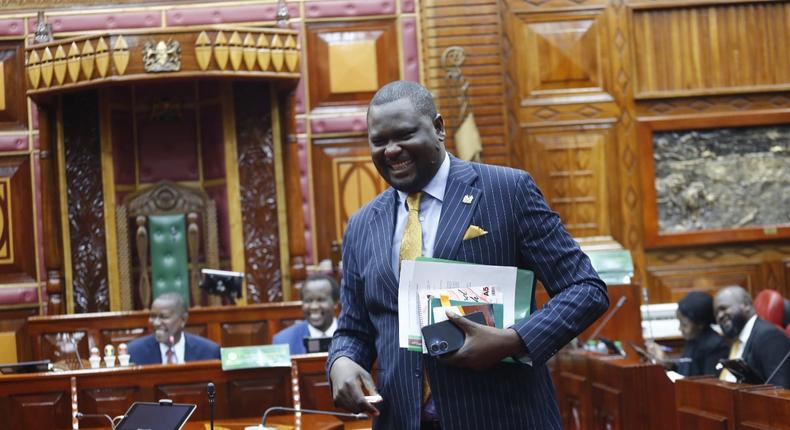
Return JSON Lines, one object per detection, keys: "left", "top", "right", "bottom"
{"left": 63, "top": 91, "right": 109, "bottom": 313}
{"left": 135, "top": 216, "right": 150, "bottom": 308}
{"left": 234, "top": 82, "right": 282, "bottom": 303}
{"left": 25, "top": 28, "right": 300, "bottom": 100}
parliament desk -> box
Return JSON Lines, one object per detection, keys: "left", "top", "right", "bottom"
{"left": 0, "top": 360, "right": 293, "bottom": 430}
{"left": 676, "top": 377, "right": 790, "bottom": 430}
{"left": 554, "top": 349, "right": 675, "bottom": 430}
{"left": 25, "top": 302, "right": 304, "bottom": 363}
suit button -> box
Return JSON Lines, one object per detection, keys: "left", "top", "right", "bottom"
{"left": 414, "top": 371, "right": 420, "bottom": 378}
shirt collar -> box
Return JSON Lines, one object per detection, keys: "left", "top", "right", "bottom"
{"left": 308, "top": 318, "right": 337, "bottom": 338}
{"left": 396, "top": 153, "right": 450, "bottom": 205}
{"left": 737, "top": 314, "right": 758, "bottom": 344}
{"left": 159, "top": 332, "right": 186, "bottom": 360}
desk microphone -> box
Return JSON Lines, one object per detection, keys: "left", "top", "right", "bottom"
{"left": 75, "top": 411, "right": 124, "bottom": 429}
{"left": 71, "top": 336, "right": 84, "bottom": 369}
{"left": 587, "top": 296, "right": 627, "bottom": 342}
{"left": 765, "top": 349, "right": 790, "bottom": 386}
{"left": 207, "top": 382, "right": 215, "bottom": 430}
{"left": 260, "top": 406, "right": 367, "bottom": 429}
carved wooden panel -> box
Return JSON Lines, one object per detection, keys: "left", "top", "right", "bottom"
{"left": 3, "top": 391, "right": 71, "bottom": 430}
{"left": 306, "top": 19, "right": 400, "bottom": 111}
{"left": 234, "top": 82, "right": 282, "bottom": 303}
{"left": 156, "top": 382, "right": 210, "bottom": 419}
{"left": 632, "top": 2, "right": 790, "bottom": 98}
{"left": 515, "top": 10, "right": 605, "bottom": 97}
{"left": 219, "top": 321, "right": 267, "bottom": 347}
{"left": 99, "top": 327, "right": 145, "bottom": 348}
{"left": 0, "top": 41, "right": 26, "bottom": 129}
{"left": 79, "top": 386, "right": 139, "bottom": 428}
{"left": 0, "top": 156, "right": 36, "bottom": 283}
{"left": 647, "top": 263, "right": 760, "bottom": 304}
{"left": 227, "top": 376, "right": 292, "bottom": 418}
{"left": 521, "top": 127, "right": 615, "bottom": 238}
{"left": 422, "top": 0, "right": 509, "bottom": 164}
{"left": 294, "top": 354, "right": 337, "bottom": 412}
{"left": 184, "top": 324, "right": 208, "bottom": 339}
{"left": 63, "top": 91, "right": 109, "bottom": 313}
{"left": 311, "top": 137, "right": 388, "bottom": 261}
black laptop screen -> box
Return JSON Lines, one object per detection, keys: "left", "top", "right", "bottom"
{"left": 115, "top": 402, "right": 195, "bottom": 430}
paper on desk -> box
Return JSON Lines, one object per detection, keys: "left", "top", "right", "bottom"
{"left": 398, "top": 259, "right": 518, "bottom": 352}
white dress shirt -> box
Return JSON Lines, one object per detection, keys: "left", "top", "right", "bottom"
{"left": 391, "top": 154, "right": 450, "bottom": 276}
{"left": 158, "top": 333, "right": 186, "bottom": 364}
{"left": 308, "top": 318, "right": 338, "bottom": 338}
{"left": 720, "top": 314, "right": 757, "bottom": 382}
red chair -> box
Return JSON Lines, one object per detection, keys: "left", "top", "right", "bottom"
{"left": 754, "top": 289, "right": 785, "bottom": 329}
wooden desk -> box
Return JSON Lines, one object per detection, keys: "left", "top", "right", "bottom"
{"left": 26, "top": 302, "right": 304, "bottom": 363}
{"left": 555, "top": 349, "right": 675, "bottom": 430}
{"left": 736, "top": 385, "right": 790, "bottom": 430}
{"left": 536, "top": 283, "right": 644, "bottom": 346}
{"left": 0, "top": 360, "right": 292, "bottom": 430}
{"left": 675, "top": 377, "right": 790, "bottom": 430}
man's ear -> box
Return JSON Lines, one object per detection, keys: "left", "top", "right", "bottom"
{"left": 434, "top": 114, "right": 446, "bottom": 142}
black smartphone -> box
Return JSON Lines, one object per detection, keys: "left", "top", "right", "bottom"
{"left": 421, "top": 311, "right": 486, "bottom": 357}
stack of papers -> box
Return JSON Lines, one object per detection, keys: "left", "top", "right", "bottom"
{"left": 398, "top": 258, "right": 534, "bottom": 353}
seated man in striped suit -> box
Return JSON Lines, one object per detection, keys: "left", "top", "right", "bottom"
{"left": 327, "top": 81, "right": 608, "bottom": 430}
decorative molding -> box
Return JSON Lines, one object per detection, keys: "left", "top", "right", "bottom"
{"left": 0, "top": 178, "right": 13, "bottom": 264}
{"left": 25, "top": 27, "right": 300, "bottom": 97}
{"left": 62, "top": 91, "right": 109, "bottom": 313}
{"left": 234, "top": 82, "right": 282, "bottom": 303}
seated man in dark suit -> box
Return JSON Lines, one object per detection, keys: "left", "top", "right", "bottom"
{"left": 649, "top": 291, "right": 729, "bottom": 376}
{"left": 715, "top": 286, "right": 790, "bottom": 388}
{"left": 128, "top": 292, "right": 220, "bottom": 365}
{"left": 273, "top": 274, "right": 339, "bottom": 354}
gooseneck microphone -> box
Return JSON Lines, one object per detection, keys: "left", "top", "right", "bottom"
{"left": 261, "top": 407, "right": 367, "bottom": 429}
{"left": 587, "top": 296, "right": 627, "bottom": 341}
{"left": 207, "top": 382, "right": 216, "bottom": 430}
{"left": 765, "top": 349, "right": 790, "bottom": 386}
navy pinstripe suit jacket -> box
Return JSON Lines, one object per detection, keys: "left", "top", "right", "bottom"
{"left": 327, "top": 156, "right": 608, "bottom": 429}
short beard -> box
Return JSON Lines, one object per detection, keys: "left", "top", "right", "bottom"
{"left": 722, "top": 313, "right": 747, "bottom": 339}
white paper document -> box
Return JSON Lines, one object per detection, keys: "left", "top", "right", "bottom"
{"left": 398, "top": 260, "right": 518, "bottom": 351}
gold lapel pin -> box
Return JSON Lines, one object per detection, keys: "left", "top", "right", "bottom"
{"left": 462, "top": 194, "right": 474, "bottom": 204}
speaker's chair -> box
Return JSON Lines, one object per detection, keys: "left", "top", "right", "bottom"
{"left": 117, "top": 181, "right": 219, "bottom": 309}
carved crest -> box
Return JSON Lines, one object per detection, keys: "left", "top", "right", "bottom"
{"left": 142, "top": 40, "right": 181, "bottom": 72}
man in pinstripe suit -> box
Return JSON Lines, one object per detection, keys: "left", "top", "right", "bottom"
{"left": 327, "top": 81, "right": 609, "bottom": 429}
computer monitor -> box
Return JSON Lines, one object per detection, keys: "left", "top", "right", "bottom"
{"left": 0, "top": 360, "right": 51, "bottom": 375}
{"left": 199, "top": 268, "right": 243, "bottom": 302}
{"left": 115, "top": 401, "right": 196, "bottom": 430}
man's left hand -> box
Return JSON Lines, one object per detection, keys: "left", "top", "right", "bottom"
{"left": 439, "top": 310, "right": 526, "bottom": 370}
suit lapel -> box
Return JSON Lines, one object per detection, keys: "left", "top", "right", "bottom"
{"left": 434, "top": 157, "right": 480, "bottom": 260}
{"left": 370, "top": 188, "right": 399, "bottom": 292}
{"left": 182, "top": 334, "right": 191, "bottom": 361}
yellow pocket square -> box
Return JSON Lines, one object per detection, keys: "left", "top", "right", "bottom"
{"left": 463, "top": 225, "right": 488, "bottom": 240}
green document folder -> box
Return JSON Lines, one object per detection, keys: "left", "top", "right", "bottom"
{"left": 413, "top": 257, "right": 536, "bottom": 363}
{"left": 220, "top": 344, "right": 290, "bottom": 371}
{"left": 415, "top": 256, "right": 535, "bottom": 321}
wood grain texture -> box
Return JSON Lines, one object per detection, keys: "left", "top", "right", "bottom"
{"left": 0, "top": 156, "right": 36, "bottom": 284}
{"left": 0, "top": 41, "right": 27, "bottom": 130}
{"left": 421, "top": 0, "right": 509, "bottom": 164}
{"left": 633, "top": 2, "right": 790, "bottom": 98}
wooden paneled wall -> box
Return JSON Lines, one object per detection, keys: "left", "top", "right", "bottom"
{"left": 499, "top": 0, "right": 790, "bottom": 302}
{"left": 421, "top": 0, "right": 510, "bottom": 166}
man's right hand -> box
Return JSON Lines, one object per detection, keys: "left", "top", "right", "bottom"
{"left": 329, "top": 356, "right": 380, "bottom": 416}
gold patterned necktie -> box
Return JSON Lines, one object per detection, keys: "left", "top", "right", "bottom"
{"left": 397, "top": 192, "right": 431, "bottom": 404}
{"left": 399, "top": 192, "right": 424, "bottom": 263}
{"left": 719, "top": 339, "right": 742, "bottom": 381}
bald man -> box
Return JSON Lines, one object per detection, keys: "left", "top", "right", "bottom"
{"left": 714, "top": 286, "right": 789, "bottom": 388}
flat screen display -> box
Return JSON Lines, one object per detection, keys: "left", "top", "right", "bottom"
{"left": 115, "top": 402, "right": 195, "bottom": 430}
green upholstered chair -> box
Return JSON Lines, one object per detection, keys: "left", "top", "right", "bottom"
{"left": 116, "top": 181, "right": 219, "bottom": 310}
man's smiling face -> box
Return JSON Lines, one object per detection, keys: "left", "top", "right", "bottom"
{"left": 367, "top": 97, "right": 446, "bottom": 193}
